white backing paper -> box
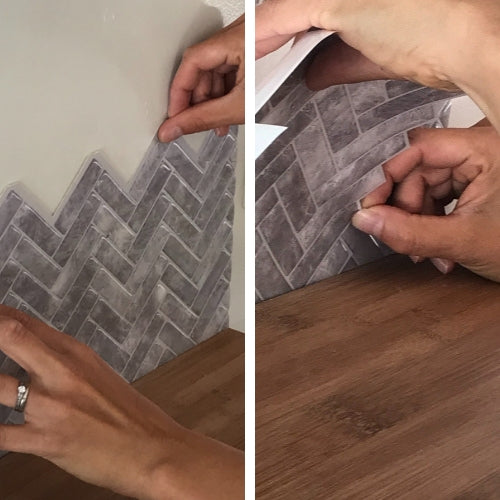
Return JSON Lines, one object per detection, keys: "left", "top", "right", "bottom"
{"left": 255, "top": 124, "right": 287, "bottom": 159}
{"left": 255, "top": 30, "right": 335, "bottom": 114}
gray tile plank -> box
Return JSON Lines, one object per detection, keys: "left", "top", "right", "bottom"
{"left": 161, "top": 265, "right": 197, "bottom": 306}
{"left": 255, "top": 244, "right": 291, "bottom": 301}
{"left": 195, "top": 164, "right": 233, "bottom": 229}
{"left": 192, "top": 251, "right": 230, "bottom": 315}
{"left": 95, "top": 173, "right": 135, "bottom": 222}
{"left": 191, "top": 278, "right": 229, "bottom": 342}
{"left": 0, "top": 261, "right": 21, "bottom": 303}
{"left": 195, "top": 193, "right": 233, "bottom": 258}
{"left": 126, "top": 225, "right": 170, "bottom": 292}
{"left": 51, "top": 258, "right": 99, "bottom": 330}
{"left": 160, "top": 294, "right": 198, "bottom": 334}
{"left": 12, "top": 238, "right": 61, "bottom": 289}
{"left": 259, "top": 203, "right": 303, "bottom": 276}
{"left": 53, "top": 194, "right": 101, "bottom": 267}
{"left": 164, "top": 175, "right": 201, "bottom": 220}
{"left": 89, "top": 329, "right": 129, "bottom": 373}
{"left": 64, "top": 289, "right": 99, "bottom": 337}
{"left": 0, "top": 191, "right": 22, "bottom": 238}
{"left": 165, "top": 144, "right": 202, "bottom": 189}
{"left": 125, "top": 255, "right": 169, "bottom": 324}
{"left": 128, "top": 165, "right": 171, "bottom": 232}
{"left": 91, "top": 269, "right": 132, "bottom": 318}
{"left": 93, "top": 205, "right": 135, "bottom": 254}
{"left": 315, "top": 85, "right": 359, "bottom": 153}
{"left": 159, "top": 322, "right": 196, "bottom": 356}
{"left": 0, "top": 226, "right": 22, "bottom": 264}
{"left": 359, "top": 87, "right": 453, "bottom": 132}
{"left": 163, "top": 235, "right": 199, "bottom": 279}
{"left": 12, "top": 272, "right": 59, "bottom": 320}
{"left": 163, "top": 205, "right": 200, "bottom": 248}
{"left": 276, "top": 161, "right": 316, "bottom": 232}
{"left": 52, "top": 226, "right": 101, "bottom": 298}
{"left": 90, "top": 300, "right": 130, "bottom": 344}
{"left": 55, "top": 160, "right": 102, "bottom": 234}
{"left": 13, "top": 205, "right": 62, "bottom": 256}
{"left": 128, "top": 196, "right": 170, "bottom": 263}
{"left": 94, "top": 238, "right": 133, "bottom": 284}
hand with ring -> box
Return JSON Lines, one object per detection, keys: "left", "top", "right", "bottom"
{"left": 0, "top": 305, "right": 244, "bottom": 500}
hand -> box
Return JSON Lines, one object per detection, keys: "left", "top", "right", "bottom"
{"left": 351, "top": 127, "right": 500, "bottom": 282}
{"left": 257, "top": 0, "right": 469, "bottom": 87}
{"left": 0, "top": 306, "right": 243, "bottom": 500}
{"left": 257, "top": 1, "right": 500, "bottom": 127}
{"left": 158, "top": 16, "right": 245, "bottom": 142}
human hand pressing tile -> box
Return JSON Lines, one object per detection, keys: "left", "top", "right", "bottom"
{"left": 256, "top": 0, "right": 500, "bottom": 129}
{"left": 353, "top": 126, "right": 500, "bottom": 282}
{"left": 158, "top": 15, "right": 245, "bottom": 142}
{"left": 0, "top": 305, "right": 243, "bottom": 500}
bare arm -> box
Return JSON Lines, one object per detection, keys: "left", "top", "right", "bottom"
{"left": 256, "top": 0, "right": 500, "bottom": 131}
{"left": 0, "top": 306, "right": 243, "bottom": 500}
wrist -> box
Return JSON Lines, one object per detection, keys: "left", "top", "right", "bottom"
{"left": 448, "top": 3, "right": 500, "bottom": 129}
{"left": 141, "top": 424, "right": 189, "bottom": 500}
{"left": 146, "top": 427, "right": 244, "bottom": 500}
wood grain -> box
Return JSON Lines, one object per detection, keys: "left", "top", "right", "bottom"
{"left": 256, "top": 255, "right": 500, "bottom": 499}
{"left": 0, "top": 329, "right": 244, "bottom": 500}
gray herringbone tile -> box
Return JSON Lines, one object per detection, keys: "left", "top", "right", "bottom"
{"left": 0, "top": 130, "right": 237, "bottom": 432}
{"left": 256, "top": 71, "right": 456, "bottom": 301}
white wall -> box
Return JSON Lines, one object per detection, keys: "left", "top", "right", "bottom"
{"left": 0, "top": 0, "right": 245, "bottom": 331}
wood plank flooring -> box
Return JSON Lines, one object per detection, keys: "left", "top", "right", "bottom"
{"left": 0, "top": 329, "right": 244, "bottom": 499}
{"left": 256, "top": 255, "right": 500, "bottom": 499}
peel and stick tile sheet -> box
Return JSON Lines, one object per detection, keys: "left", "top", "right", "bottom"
{"left": 0, "top": 130, "right": 237, "bottom": 435}
{"left": 255, "top": 47, "right": 456, "bottom": 301}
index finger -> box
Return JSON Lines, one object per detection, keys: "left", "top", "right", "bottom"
{"left": 0, "top": 316, "right": 58, "bottom": 375}
{"left": 169, "top": 29, "right": 243, "bottom": 117}
{"left": 363, "top": 128, "right": 484, "bottom": 207}
{"left": 0, "top": 305, "right": 75, "bottom": 354}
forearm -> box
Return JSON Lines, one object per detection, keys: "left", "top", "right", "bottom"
{"left": 146, "top": 427, "right": 244, "bottom": 500}
{"left": 420, "top": 1, "right": 500, "bottom": 132}
{"left": 455, "top": 49, "right": 500, "bottom": 133}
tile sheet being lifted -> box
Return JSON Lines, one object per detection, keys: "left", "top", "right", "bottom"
{"left": 255, "top": 62, "right": 455, "bottom": 301}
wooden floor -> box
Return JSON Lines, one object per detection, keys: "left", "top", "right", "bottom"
{"left": 0, "top": 329, "right": 244, "bottom": 500}
{"left": 256, "top": 255, "right": 500, "bottom": 499}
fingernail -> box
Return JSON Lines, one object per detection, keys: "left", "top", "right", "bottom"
{"left": 431, "top": 258, "right": 453, "bottom": 274}
{"left": 159, "top": 126, "right": 183, "bottom": 143}
{"left": 215, "top": 128, "right": 223, "bottom": 137}
{"left": 410, "top": 256, "right": 420, "bottom": 264}
{"left": 352, "top": 210, "right": 384, "bottom": 238}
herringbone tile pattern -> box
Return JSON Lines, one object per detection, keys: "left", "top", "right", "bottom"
{"left": 0, "top": 130, "right": 237, "bottom": 430}
{"left": 256, "top": 68, "right": 455, "bottom": 301}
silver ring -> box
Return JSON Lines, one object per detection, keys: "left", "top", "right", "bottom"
{"left": 14, "top": 381, "right": 30, "bottom": 413}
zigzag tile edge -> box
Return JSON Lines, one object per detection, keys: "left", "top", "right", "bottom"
{"left": 0, "top": 129, "right": 238, "bottom": 431}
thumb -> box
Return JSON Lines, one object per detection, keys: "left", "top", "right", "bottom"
{"left": 352, "top": 205, "right": 472, "bottom": 262}
{"left": 157, "top": 91, "right": 243, "bottom": 142}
